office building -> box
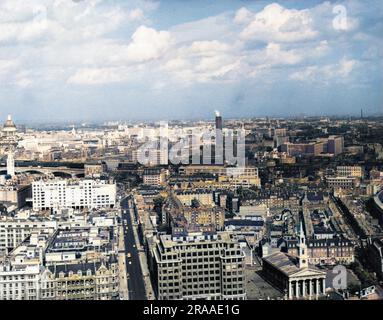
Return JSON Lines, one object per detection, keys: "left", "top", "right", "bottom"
{"left": 32, "top": 179, "right": 116, "bottom": 211}
{"left": 281, "top": 142, "right": 324, "bottom": 157}
{"left": 151, "top": 232, "right": 246, "bottom": 300}
{"left": 215, "top": 112, "right": 223, "bottom": 131}
{"left": 326, "top": 135, "right": 344, "bottom": 155}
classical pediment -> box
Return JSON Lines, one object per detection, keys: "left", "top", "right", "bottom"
{"left": 289, "top": 267, "right": 326, "bottom": 278}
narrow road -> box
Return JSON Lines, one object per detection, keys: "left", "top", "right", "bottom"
{"left": 121, "top": 197, "right": 147, "bottom": 300}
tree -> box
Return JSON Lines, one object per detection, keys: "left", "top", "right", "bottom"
{"left": 153, "top": 196, "right": 165, "bottom": 214}
{"left": 0, "top": 204, "right": 7, "bottom": 214}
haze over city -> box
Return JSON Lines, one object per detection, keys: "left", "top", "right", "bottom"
{"left": 0, "top": 0, "right": 382, "bottom": 123}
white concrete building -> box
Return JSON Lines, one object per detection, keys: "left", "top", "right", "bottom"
{"left": 0, "top": 232, "right": 48, "bottom": 300}
{"left": 0, "top": 219, "right": 57, "bottom": 255}
{"left": 32, "top": 179, "right": 116, "bottom": 211}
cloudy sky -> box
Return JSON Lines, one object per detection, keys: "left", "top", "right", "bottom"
{"left": 0, "top": 0, "right": 382, "bottom": 123}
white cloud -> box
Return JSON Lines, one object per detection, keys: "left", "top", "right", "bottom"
{"left": 161, "top": 39, "right": 241, "bottom": 84}
{"left": 68, "top": 67, "right": 131, "bottom": 85}
{"left": 125, "top": 25, "right": 172, "bottom": 63}
{"left": 164, "top": 58, "right": 189, "bottom": 71}
{"left": 0, "top": 0, "right": 376, "bottom": 91}
{"left": 234, "top": 7, "right": 253, "bottom": 25}
{"left": 240, "top": 3, "right": 318, "bottom": 42}
{"left": 338, "top": 57, "right": 357, "bottom": 76}
{"left": 290, "top": 57, "right": 358, "bottom": 82}
{"left": 263, "top": 42, "right": 302, "bottom": 65}
{"left": 313, "top": 40, "right": 330, "bottom": 57}
{"left": 169, "top": 14, "right": 234, "bottom": 43}
{"left": 290, "top": 66, "right": 319, "bottom": 81}
{"left": 14, "top": 72, "right": 33, "bottom": 88}
{"left": 129, "top": 8, "right": 144, "bottom": 21}
{"left": 0, "top": 0, "right": 131, "bottom": 44}
{"left": 0, "top": 59, "right": 19, "bottom": 74}
{"left": 189, "top": 40, "right": 230, "bottom": 56}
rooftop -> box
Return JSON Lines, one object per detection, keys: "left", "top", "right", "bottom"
{"left": 263, "top": 251, "right": 324, "bottom": 277}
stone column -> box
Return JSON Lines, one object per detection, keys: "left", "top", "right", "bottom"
{"left": 322, "top": 278, "right": 326, "bottom": 296}
{"left": 289, "top": 281, "right": 293, "bottom": 300}
{"left": 302, "top": 280, "right": 306, "bottom": 297}
{"left": 296, "top": 280, "right": 299, "bottom": 298}
{"left": 309, "top": 279, "right": 312, "bottom": 298}
{"left": 316, "top": 278, "right": 319, "bottom": 297}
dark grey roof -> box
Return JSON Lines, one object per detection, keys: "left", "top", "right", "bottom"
{"left": 143, "top": 168, "right": 162, "bottom": 175}
{"left": 48, "top": 255, "right": 117, "bottom": 276}
{"left": 283, "top": 236, "right": 353, "bottom": 248}
{"left": 263, "top": 251, "right": 325, "bottom": 277}
{"left": 306, "top": 192, "right": 324, "bottom": 202}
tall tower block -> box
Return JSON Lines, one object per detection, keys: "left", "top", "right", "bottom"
{"left": 215, "top": 110, "right": 223, "bottom": 131}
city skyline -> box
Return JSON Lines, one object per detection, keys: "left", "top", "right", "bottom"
{"left": 1, "top": 101, "right": 383, "bottom": 304}
{"left": 0, "top": 0, "right": 382, "bottom": 122}
{"left": 7, "top": 112, "right": 383, "bottom": 128}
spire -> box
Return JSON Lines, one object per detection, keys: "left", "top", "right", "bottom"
{"left": 298, "top": 218, "right": 308, "bottom": 269}
{"left": 299, "top": 219, "right": 305, "bottom": 239}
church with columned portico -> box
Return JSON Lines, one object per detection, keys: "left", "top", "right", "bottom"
{"left": 262, "top": 221, "right": 327, "bottom": 300}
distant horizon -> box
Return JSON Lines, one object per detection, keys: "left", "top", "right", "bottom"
{"left": 8, "top": 111, "right": 383, "bottom": 127}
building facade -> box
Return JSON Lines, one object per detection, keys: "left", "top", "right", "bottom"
{"left": 143, "top": 168, "right": 166, "bottom": 186}
{"left": 152, "top": 232, "right": 246, "bottom": 300}
{"left": 41, "top": 257, "right": 119, "bottom": 300}
{"left": 32, "top": 179, "right": 116, "bottom": 210}
{"left": 336, "top": 166, "right": 363, "bottom": 178}
{"left": 283, "top": 237, "right": 355, "bottom": 265}
{"left": 326, "top": 176, "right": 357, "bottom": 189}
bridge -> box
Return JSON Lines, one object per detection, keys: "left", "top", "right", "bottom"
{"left": 0, "top": 160, "right": 85, "bottom": 178}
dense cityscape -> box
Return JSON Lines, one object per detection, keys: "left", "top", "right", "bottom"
{"left": 0, "top": 1, "right": 382, "bottom": 315}
{"left": 0, "top": 112, "right": 382, "bottom": 301}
